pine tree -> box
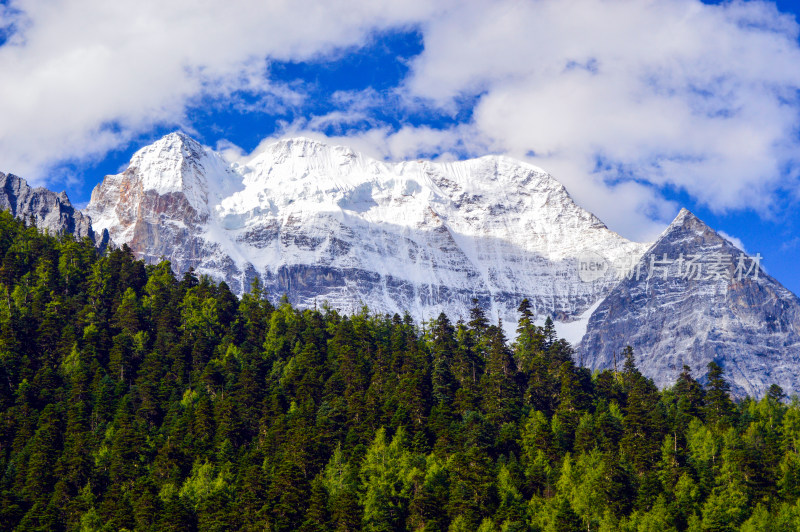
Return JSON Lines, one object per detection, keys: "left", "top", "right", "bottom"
{"left": 767, "top": 383, "right": 786, "bottom": 403}
{"left": 543, "top": 316, "right": 557, "bottom": 351}
{"left": 322, "top": 444, "right": 362, "bottom": 532}
{"left": 109, "top": 394, "right": 145, "bottom": 484}
{"left": 553, "top": 362, "right": 593, "bottom": 450}
{"left": 468, "top": 298, "right": 489, "bottom": 333}
{"left": 452, "top": 320, "right": 483, "bottom": 414}
{"left": 446, "top": 447, "right": 498, "bottom": 528}
{"left": 431, "top": 313, "right": 459, "bottom": 407}
{"left": 514, "top": 298, "right": 545, "bottom": 374}
{"left": 480, "top": 324, "right": 520, "bottom": 423}
{"left": 704, "top": 361, "right": 735, "bottom": 427}
{"left": 620, "top": 349, "right": 663, "bottom": 480}
{"left": 674, "top": 364, "right": 705, "bottom": 424}
{"left": 407, "top": 454, "right": 449, "bottom": 531}
{"left": 113, "top": 286, "right": 143, "bottom": 333}
{"left": 360, "top": 427, "right": 416, "bottom": 531}
{"left": 23, "top": 403, "right": 62, "bottom": 503}
{"left": 552, "top": 496, "right": 583, "bottom": 532}
{"left": 266, "top": 460, "right": 310, "bottom": 531}
{"left": 300, "top": 474, "right": 331, "bottom": 532}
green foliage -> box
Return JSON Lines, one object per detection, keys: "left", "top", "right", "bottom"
{"left": 0, "top": 213, "right": 796, "bottom": 530}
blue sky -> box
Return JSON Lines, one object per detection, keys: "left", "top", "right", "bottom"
{"left": 1, "top": 0, "right": 800, "bottom": 294}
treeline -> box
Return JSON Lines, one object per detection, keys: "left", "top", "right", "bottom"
{"left": 0, "top": 210, "right": 798, "bottom": 531}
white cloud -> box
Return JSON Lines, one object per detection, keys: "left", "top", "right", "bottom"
{"left": 781, "top": 236, "right": 800, "bottom": 251}
{"left": 397, "top": 0, "right": 800, "bottom": 238}
{"left": 1, "top": 0, "right": 799, "bottom": 243}
{"left": 0, "top": 0, "right": 441, "bottom": 181}
{"left": 718, "top": 230, "right": 749, "bottom": 253}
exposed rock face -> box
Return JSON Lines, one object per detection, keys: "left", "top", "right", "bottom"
{"left": 85, "top": 132, "right": 649, "bottom": 332}
{"left": 84, "top": 131, "right": 239, "bottom": 265}
{"left": 0, "top": 172, "right": 108, "bottom": 247}
{"left": 578, "top": 209, "right": 800, "bottom": 397}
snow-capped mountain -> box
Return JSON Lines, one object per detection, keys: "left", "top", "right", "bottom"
{"left": 83, "top": 132, "right": 800, "bottom": 397}
{"left": 85, "top": 132, "right": 648, "bottom": 332}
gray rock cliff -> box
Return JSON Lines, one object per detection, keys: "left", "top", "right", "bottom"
{"left": 0, "top": 172, "right": 109, "bottom": 247}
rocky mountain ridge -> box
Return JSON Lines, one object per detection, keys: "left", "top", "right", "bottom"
{"left": 579, "top": 208, "right": 800, "bottom": 397}
{"left": 0, "top": 171, "right": 108, "bottom": 247}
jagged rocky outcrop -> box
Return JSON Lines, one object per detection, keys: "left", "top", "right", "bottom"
{"left": 0, "top": 172, "right": 108, "bottom": 247}
{"left": 578, "top": 209, "right": 800, "bottom": 397}
{"left": 84, "top": 132, "right": 238, "bottom": 271}
{"left": 85, "top": 132, "right": 648, "bottom": 332}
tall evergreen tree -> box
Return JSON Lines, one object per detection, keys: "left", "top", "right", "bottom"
{"left": 480, "top": 324, "right": 520, "bottom": 423}
{"left": 705, "top": 361, "right": 735, "bottom": 427}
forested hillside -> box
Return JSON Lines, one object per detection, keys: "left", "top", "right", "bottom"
{"left": 0, "top": 211, "right": 798, "bottom": 531}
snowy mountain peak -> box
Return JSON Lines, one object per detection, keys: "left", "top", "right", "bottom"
{"left": 131, "top": 131, "right": 206, "bottom": 174}
{"left": 124, "top": 132, "right": 235, "bottom": 213}
{"left": 86, "top": 133, "right": 651, "bottom": 330}
{"left": 159, "top": 130, "right": 202, "bottom": 149}
{"left": 665, "top": 207, "right": 704, "bottom": 232}
{"left": 85, "top": 132, "right": 242, "bottom": 245}
{"left": 249, "top": 137, "right": 362, "bottom": 171}
{"left": 654, "top": 208, "right": 739, "bottom": 257}
{"left": 268, "top": 136, "right": 343, "bottom": 153}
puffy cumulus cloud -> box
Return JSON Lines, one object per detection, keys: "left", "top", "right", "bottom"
{"left": 0, "top": 0, "right": 441, "bottom": 181}
{"left": 399, "top": 0, "right": 800, "bottom": 238}
{"left": 718, "top": 230, "right": 749, "bottom": 253}
{"left": 235, "top": 0, "right": 800, "bottom": 240}
{"left": 223, "top": 121, "right": 471, "bottom": 167}
{"left": 3, "top": 0, "right": 800, "bottom": 243}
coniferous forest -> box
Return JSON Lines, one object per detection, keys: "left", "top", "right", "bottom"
{"left": 0, "top": 210, "right": 799, "bottom": 531}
